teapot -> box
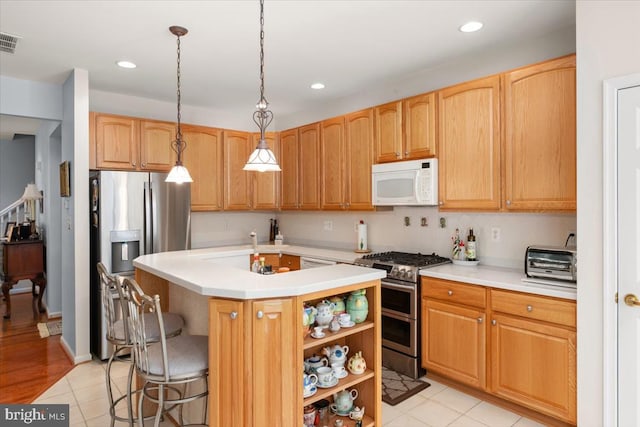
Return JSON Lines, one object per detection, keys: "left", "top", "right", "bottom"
{"left": 304, "top": 354, "right": 329, "bottom": 374}
{"left": 349, "top": 406, "right": 365, "bottom": 420}
{"left": 347, "top": 351, "right": 366, "bottom": 375}
{"left": 322, "top": 344, "right": 349, "bottom": 366}
{"left": 302, "top": 305, "right": 317, "bottom": 328}
{"left": 315, "top": 300, "right": 335, "bottom": 328}
{"left": 329, "top": 295, "right": 346, "bottom": 315}
{"left": 330, "top": 389, "right": 358, "bottom": 415}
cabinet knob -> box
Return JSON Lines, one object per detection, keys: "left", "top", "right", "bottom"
{"left": 404, "top": 151, "right": 409, "bottom": 156}
{"left": 506, "top": 200, "right": 512, "bottom": 206}
{"left": 141, "top": 162, "right": 146, "bottom": 167}
{"left": 491, "top": 319, "right": 497, "bottom": 326}
{"left": 395, "top": 152, "right": 400, "bottom": 157}
{"left": 477, "top": 317, "right": 483, "bottom": 323}
{"left": 230, "top": 311, "right": 238, "bottom": 320}
{"left": 256, "top": 310, "right": 264, "bottom": 319}
{"left": 346, "top": 202, "right": 350, "bottom": 208}
{"left": 439, "top": 201, "right": 444, "bottom": 206}
{"left": 526, "top": 305, "right": 533, "bottom": 312}
{"left": 132, "top": 161, "right": 136, "bottom": 166}
{"left": 447, "top": 290, "right": 453, "bottom": 296}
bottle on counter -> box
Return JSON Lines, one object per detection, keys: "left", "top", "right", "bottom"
{"left": 273, "top": 219, "right": 279, "bottom": 240}
{"left": 458, "top": 241, "right": 466, "bottom": 261}
{"left": 466, "top": 228, "right": 477, "bottom": 261}
{"left": 251, "top": 253, "right": 260, "bottom": 273}
{"left": 269, "top": 219, "right": 275, "bottom": 242}
{"left": 258, "top": 256, "right": 266, "bottom": 274}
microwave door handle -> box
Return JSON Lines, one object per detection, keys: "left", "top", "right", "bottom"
{"left": 414, "top": 170, "right": 422, "bottom": 203}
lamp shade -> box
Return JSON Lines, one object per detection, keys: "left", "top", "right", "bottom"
{"left": 21, "top": 184, "right": 42, "bottom": 201}
{"left": 243, "top": 147, "right": 281, "bottom": 172}
{"left": 165, "top": 165, "right": 193, "bottom": 183}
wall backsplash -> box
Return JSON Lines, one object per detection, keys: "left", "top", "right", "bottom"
{"left": 191, "top": 208, "right": 576, "bottom": 270}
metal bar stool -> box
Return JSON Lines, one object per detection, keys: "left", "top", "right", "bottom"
{"left": 124, "top": 276, "right": 209, "bottom": 427}
{"left": 97, "top": 263, "right": 185, "bottom": 427}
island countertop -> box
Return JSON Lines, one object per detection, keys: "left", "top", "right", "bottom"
{"left": 133, "top": 246, "right": 385, "bottom": 299}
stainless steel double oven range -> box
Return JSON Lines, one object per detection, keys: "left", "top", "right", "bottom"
{"left": 354, "top": 251, "right": 450, "bottom": 379}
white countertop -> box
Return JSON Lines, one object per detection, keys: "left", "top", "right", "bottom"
{"left": 419, "top": 263, "right": 577, "bottom": 300}
{"left": 226, "top": 244, "right": 362, "bottom": 264}
{"left": 133, "top": 246, "right": 384, "bottom": 299}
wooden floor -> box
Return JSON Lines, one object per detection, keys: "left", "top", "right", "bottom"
{"left": 0, "top": 292, "right": 74, "bottom": 403}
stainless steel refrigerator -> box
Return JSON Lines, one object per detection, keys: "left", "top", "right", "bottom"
{"left": 89, "top": 170, "right": 191, "bottom": 359}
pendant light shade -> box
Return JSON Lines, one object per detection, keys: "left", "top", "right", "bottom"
{"left": 244, "top": 0, "right": 281, "bottom": 172}
{"left": 166, "top": 25, "right": 193, "bottom": 183}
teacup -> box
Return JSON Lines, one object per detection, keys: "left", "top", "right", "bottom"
{"left": 316, "top": 366, "right": 335, "bottom": 386}
{"left": 304, "top": 355, "right": 329, "bottom": 374}
{"left": 303, "top": 372, "right": 318, "bottom": 391}
{"left": 331, "top": 363, "right": 347, "bottom": 378}
{"left": 313, "top": 326, "right": 325, "bottom": 337}
{"left": 338, "top": 313, "right": 351, "bottom": 325}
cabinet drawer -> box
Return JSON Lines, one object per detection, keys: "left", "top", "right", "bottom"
{"left": 490, "top": 289, "right": 575, "bottom": 328}
{"left": 422, "top": 277, "right": 486, "bottom": 309}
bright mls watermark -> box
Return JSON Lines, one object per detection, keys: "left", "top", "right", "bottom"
{"left": 0, "top": 404, "right": 69, "bottom": 426}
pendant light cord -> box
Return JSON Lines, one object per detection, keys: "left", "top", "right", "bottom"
{"left": 258, "top": 0, "right": 267, "bottom": 110}
{"left": 174, "top": 30, "right": 185, "bottom": 164}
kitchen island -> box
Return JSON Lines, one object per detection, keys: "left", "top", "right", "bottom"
{"left": 134, "top": 246, "right": 385, "bottom": 427}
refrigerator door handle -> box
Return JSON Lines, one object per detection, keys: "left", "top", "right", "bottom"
{"left": 144, "top": 181, "right": 153, "bottom": 254}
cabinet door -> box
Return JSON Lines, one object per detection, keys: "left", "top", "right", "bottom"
{"left": 320, "top": 117, "right": 346, "bottom": 210}
{"left": 209, "top": 299, "right": 245, "bottom": 427}
{"left": 224, "top": 130, "right": 253, "bottom": 210}
{"left": 251, "top": 298, "right": 296, "bottom": 426}
{"left": 139, "top": 120, "right": 176, "bottom": 171}
{"left": 95, "top": 114, "right": 139, "bottom": 170}
{"left": 374, "top": 101, "right": 403, "bottom": 163}
{"left": 279, "top": 254, "right": 300, "bottom": 271}
{"left": 404, "top": 92, "right": 437, "bottom": 159}
{"left": 438, "top": 76, "right": 501, "bottom": 210}
{"left": 252, "top": 132, "right": 280, "bottom": 210}
{"left": 183, "top": 126, "right": 223, "bottom": 211}
{"left": 279, "top": 129, "right": 300, "bottom": 210}
{"left": 345, "top": 109, "right": 374, "bottom": 210}
{"left": 299, "top": 123, "right": 321, "bottom": 210}
{"left": 490, "top": 313, "right": 576, "bottom": 424}
{"left": 422, "top": 299, "right": 486, "bottom": 389}
{"left": 503, "top": 55, "right": 576, "bottom": 211}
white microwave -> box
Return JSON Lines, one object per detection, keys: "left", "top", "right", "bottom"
{"left": 372, "top": 158, "right": 438, "bottom": 206}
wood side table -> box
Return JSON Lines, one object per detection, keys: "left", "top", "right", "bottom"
{"left": 1, "top": 240, "right": 46, "bottom": 319}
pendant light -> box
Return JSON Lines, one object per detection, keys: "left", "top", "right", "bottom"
{"left": 166, "top": 25, "right": 194, "bottom": 183}
{"left": 243, "top": 0, "right": 281, "bottom": 172}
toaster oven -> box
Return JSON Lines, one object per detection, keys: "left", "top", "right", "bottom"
{"left": 525, "top": 245, "right": 577, "bottom": 282}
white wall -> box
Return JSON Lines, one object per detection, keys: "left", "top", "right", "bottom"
{"left": 0, "top": 135, "right": 34, "bottom": 209}
{"left": 0, "top": 76, "right": 63, "bottom": 121}
{"left": 576, "top": 1, "right": 640, "bottom": 425}
{"left": 277, "top": 209, "right": 575, "bottom": 268}
{"left": 191, "top": 211, "right": 278, "bottom": 248}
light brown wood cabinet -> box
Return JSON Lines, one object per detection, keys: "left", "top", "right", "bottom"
{"left": 280, "top": 124, "right": 322, "bottom": 210}
{"left": 321, "top": 110, "right": 374, "bottom": 210}
{"left": 374, "top": 94, "right": 437, "bottom": 163}
{"left": 182, "top": 125, "right": 223, "bottom": 211}
{"left": 209, "top": 297, "right": 296, "bottom": 427}
{"left": 92, "top": 113, "right": 176, "bottom": 172}
{"left": 279, "top": 254, "right": 300, "bottom": 270}
{"left": 489, "top": 289, "right": 576, "bottom": 424}
{"left": 421, "top": 279, "right": 487, "bottom": 389}
{"left": 421, "top": 277, "right": 577, "bottom": 424}
{"left": 437, "top": 76, "right": 502, "bottom": 210}
{"left": 503, "top": 55, "right": 576, "bottom": 211}
{"left": 223, "top": 131, "right": 279, "bottom": 210}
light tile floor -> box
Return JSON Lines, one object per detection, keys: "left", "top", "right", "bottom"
{"left": 34, "top": 359, "right": 546, "bottom": 427}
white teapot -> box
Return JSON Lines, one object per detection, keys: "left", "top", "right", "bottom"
{"left": 315, "top": 300, "right": 335, "bottom": 328}
{"left": 330, "top": 389, "right": 358, "bottom": 415}
{"left": 322, "top": 344, "right": 349, "bottom": 365}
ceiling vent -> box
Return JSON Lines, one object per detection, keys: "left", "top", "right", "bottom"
{"left": 0, "top": 32, "right": 21, "bottom": 54}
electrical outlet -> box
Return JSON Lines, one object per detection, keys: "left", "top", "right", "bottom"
{"left": 491, "top": 227, "right": 501, "bottom": 242}
{"left": 323, "top": 220, "right": 333, "bottom": 231}
{"left": 420, "top": 217, "right": 428, "bottom": 227}
{"left": 404, "top": 216, "right": 411, "bottom": 226}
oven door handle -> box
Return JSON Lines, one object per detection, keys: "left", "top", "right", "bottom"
{"left": 381, "top": 308, "right": 413, "bottom": 322}
{"left": 382, "top": 280, "right": 416, "bottom": 291}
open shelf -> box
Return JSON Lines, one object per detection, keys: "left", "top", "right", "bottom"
{"left": 303, "top": 320, "right": 374, "bottom": 350}
{"left": 304, "top": 369, "right": 375, "bottom": 406}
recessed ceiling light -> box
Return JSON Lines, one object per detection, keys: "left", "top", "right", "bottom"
{"left": 311, "top": 83, "right": 325, "bottom": 90}
{"left": 116, "top": 60, "right": 137, "bottom": 69}
{"left": 459, "top": 21, "right": 483, "bottom": 33}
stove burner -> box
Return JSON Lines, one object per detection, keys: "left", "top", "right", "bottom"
{"left": 360, "top": 251, "right": 449, "bottom": 267}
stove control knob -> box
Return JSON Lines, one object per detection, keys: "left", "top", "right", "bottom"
{"left": 398, "top": 268, "right": 406, "bottom": 278}
{"left": 406, "top": 270, "right": 414, "bottom": 280}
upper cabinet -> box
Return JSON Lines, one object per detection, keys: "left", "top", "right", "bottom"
{"left": 320, "top": 111, "right": 374, "bottom": 211}
{"left": 182, "top": 125, "right": 223, "bottom": 211}
{"left": 438, "top": 76, "right": 502, "bottom": 211}
{"left": 503, "top": 55, "right": 576, "bottom": 211}
{"left": 223, "top": 130, "right": 280, "bottom": 211}
{"left": 374, "top": 101, "right": 403, "bottom": 163}
{"left": 279, "top": 129, "right": 300, "bottom": 210}
{"left": 92, "top": 113, "right": 176, "bottom": 172}
{"left": 298, "top": 124, "right": 321, "bottom": 210}
{"left": 374, "top": 93, "right": 437, "bottom": 164}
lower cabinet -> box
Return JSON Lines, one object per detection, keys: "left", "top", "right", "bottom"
{"left": 421, "top": 278, "right": 576, "bottom": 424}
{"left": 209, "top": 297, "right": 296, "bottom": 427}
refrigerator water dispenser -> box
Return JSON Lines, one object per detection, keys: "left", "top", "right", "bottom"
{"left": 110, "top": 230, "right": 141, "bottom": 274}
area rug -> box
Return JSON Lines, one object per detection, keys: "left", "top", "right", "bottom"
{"left": 382, "top": 366, "right": 430, "bottom": 406}
{"left": 37, "top": 320, "right": 62, "bottom": 338}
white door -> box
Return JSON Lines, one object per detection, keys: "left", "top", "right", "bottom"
{"left": 618, "top": 84, "right": 640, "bottom": 426}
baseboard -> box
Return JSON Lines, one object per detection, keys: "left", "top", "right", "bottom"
{"left": 46, "top": 309, "right": 62, "bottom": 319}
{"left": 59, "top": 336, "right": 92, "bottom": 365}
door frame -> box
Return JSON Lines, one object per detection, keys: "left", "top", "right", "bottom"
{"left": 602, "top": 72, "right": 640, "bottom": 427}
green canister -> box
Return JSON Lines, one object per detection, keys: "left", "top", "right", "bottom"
{"left": 346, "top": 289, "right": 368, "bottom": 323}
